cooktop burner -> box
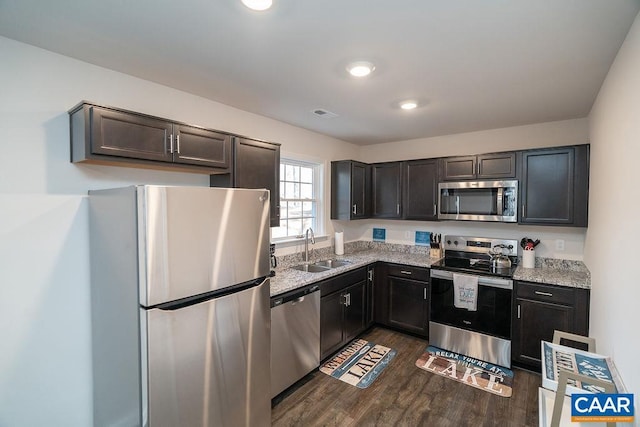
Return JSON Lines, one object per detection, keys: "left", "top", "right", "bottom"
{"left": 430, "top": 235, "right": 519, "bottom": 278}
{"left": 430, "top": 256, "right": 516, "bottom": 278}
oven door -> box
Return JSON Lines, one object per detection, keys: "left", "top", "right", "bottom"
{"left": 429, "top": 269, "right": 512, "bottom": 339}
{"left": 438, "top": 180, "right": 518, "bottom": 222}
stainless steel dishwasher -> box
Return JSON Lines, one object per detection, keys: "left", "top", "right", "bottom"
{"left": 270, "top": 284, "right": 320, "bottom": 398}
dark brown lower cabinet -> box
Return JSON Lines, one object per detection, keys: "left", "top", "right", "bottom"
{"left": 512, "top": 281, "right": 590, "bottom": 371}
{"left": 374, "top": 263, "right": 429, "bottom": 337}
{"left": 320, "top": 268, "right": 368, "bottom": 360}
{"left": 387, "top": 264, "right": 429, "bottom": 337}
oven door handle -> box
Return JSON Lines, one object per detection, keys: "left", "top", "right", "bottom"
{"left": 430, "top": 269, "right": 513, "bottom": 290}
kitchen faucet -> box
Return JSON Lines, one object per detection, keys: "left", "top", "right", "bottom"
{"left": 304, "top": 228, "right": 315, "bottom": 263}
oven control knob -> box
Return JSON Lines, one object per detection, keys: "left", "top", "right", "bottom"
{"left": 454, "top": 240, "right": 458, "bottom": 246}
{"left": 447, "top": 240, "right": 451, "bottom": 245}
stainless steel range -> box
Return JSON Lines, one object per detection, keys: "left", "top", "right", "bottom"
{"left": 429, "top": 235, "right": 518, "bottom": 368}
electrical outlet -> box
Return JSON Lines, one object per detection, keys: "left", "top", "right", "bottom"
{"left": 555, "top": 239, "right": 565, "bottom": 251}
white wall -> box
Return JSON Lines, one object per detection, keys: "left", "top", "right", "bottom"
{"left": 0, "top": 36, "right": 357, "bottom": 426}
{"left": 360, "top": 118, "right": 589, "bottom": 162}
{"left": 347, "top": 118, "right": 590, "bottom": 260}
{"left": 586, "top": 11, "right": 640, "bottom": 409}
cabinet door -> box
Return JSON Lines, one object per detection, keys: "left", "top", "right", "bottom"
{"left": 342, "top": 280, "right": 367, "bottom": 343}
{"left": 373, "top": 263, "right": 389, "bottom": 326}
{"left": 351, "top": 162, "right": 370, "bottom": 219}
{"left": 477, "top": 152, "right": 516, "bottom": 179}
{"left": 512, "top": 297, "right": 574, "bottom": 369}
{"left": 320, "top": 292, "right": 345, "bottom": 360}
{"left": 519, "top": 147, "right": 575, "bottom": 225}
{"left": 387, "top": 276, "right": 429, "bottom": 336}
{"left": 233, "top": 138, "right": 281, "bottom": 227}
{"left": 404, "top": 159, "right": 438, "bottom": 220}
{"left": 174, "top": 125, "right": 231, "bottom": 169}
{"left": 441, "top": 156, "right": 476, "bottom": 180}
{"left": 330, "top": 160, "right": 369, "bottom": 220}
{"left": 372, "top": 162, "right": 402, "bottom": 218}
{"left": 90, "top": 106, "right": 173, "bottom": 162}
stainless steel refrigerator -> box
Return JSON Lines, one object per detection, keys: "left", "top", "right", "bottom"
{"left": 88, "top": 185, "right": 271, "bottom": 427}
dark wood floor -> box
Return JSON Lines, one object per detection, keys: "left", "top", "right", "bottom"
{"left": 272, "top": 327, "right": 541, "bottom": 426}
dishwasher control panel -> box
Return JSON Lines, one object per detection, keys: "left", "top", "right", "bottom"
{"left": 271, "top": 284, "right": 320, "bottom": 307}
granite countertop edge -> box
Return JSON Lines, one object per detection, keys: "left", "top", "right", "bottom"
{"left": 270, "top": 249, "right": 591, "bottom": 296}
{"left": 512, "top": 266, "right": 591, "bottom": 290}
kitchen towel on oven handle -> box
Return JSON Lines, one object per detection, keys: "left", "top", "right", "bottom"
{"left": 453, "top": 273, "right": 478, "bottom": 311}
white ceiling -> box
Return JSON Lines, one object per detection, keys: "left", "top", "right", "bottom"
{"left": 1, "top": 0, "right": 639, "bottom": 145}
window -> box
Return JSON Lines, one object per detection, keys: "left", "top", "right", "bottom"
{"left": 272, "top": 158, "right": 323, "bottom": 240}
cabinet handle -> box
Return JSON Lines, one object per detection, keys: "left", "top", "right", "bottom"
{"left": 175, "top": 134, "right": 180, "bottom": 153}
{"left": 463, "top": 320, "right": 471, "bottom": 325}
{"left": 423, "top": 288, "right": 427, "bottom": 300}
{"left": 521, "top": 204, "right": 526, "bottom": 218}
{"left": 341, "top": 293, "right": 351, "bottom": 307}
{"left": 476, "top": 161, "right": 480, "bottom": 176}
{"left": 517, "top": 304, "right": 521, "bottom": 319}
{"left": 352, "top": 204, "right": 357, "bottom": 215}
{"left": 535, "top": 291, "right": 553, "bottom": 297}
{"left": 169, "top": 134, "right": 174, "bottom": 153}
{"left": 396, "top": 204, "right": 400, "bottom": 215}
{"left": 276, "top": 205, "right": 280, "bottom": 218}
{"left": 433, "top": 203, "right": 437, "bottom": 216}
{"left": 400, "top": 270, "right": 412, "bottom": 275}
{"left": 368, "top": 270, "right": 374, "bottom": 281}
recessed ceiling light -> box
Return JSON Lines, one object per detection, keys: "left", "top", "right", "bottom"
{"left": 346, "top": 61, "right": 375, "bottom": 77}
{"left": 241, "top": 0, "right": 272, "bottom": 11}
{"left": 400, "top": 101, "right": 418, "bottom": 110}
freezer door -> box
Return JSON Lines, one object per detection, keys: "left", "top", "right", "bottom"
{"left": 144, "top": 278, "right": 270, "bottom": 427}
{"left": 140, "top": 186, "right": 270, "bottom": 306}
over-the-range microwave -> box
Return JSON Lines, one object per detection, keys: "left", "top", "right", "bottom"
{"left": 438, "top": 179, "right": 518, "bottom": 222}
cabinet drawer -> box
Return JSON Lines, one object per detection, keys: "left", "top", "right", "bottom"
{"left": 386, "top": 264, "right": 429, "bottom": 282}
{"left": 516, "top": 282, "right": 574, "bottom": 305}
{"left": 320, "top": 267, "right": 367, "bottom": 297}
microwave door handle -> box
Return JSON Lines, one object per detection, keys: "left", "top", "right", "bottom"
{"left": 455, "top": 195, "right": 460, "bottom": 217}
{"left": 497, "top": 187, "right": 504, "bottom": 215}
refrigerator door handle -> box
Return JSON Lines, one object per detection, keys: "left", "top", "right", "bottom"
{"left": 152, "top": 277, "right": 268, "bottom": 311}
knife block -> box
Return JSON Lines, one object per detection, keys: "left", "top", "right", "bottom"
{"left": 430, "top": 247, "right": 443, "bottom": 259}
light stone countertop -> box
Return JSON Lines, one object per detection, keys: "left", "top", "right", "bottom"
{"left": 270, "top": 249, "right": 440, "bottom": 297}
{"left": 269, "top": 246, "right": 592, "bottom": 297}
{"left": 512, "top": 265, "right": 591, "bottom": 289}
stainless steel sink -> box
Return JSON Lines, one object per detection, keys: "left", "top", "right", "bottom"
{"left": 314, "top": 259, "right": 351, "bottom": 268}
{"left": 291, "top": 264, "right": 330, "bottom": 273}
{"left": 291, "top": 259, "right": 351, "bottom": 273}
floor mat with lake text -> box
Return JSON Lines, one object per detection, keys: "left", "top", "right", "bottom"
{"left": 320, "top": 339, "right": 396, "bottom": 389}
{"left": 415, "top": 346, "right": 514, "bottom": 397}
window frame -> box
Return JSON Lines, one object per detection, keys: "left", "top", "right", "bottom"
{"left": 272, "top": 157, "right": 324, "bottom": 242}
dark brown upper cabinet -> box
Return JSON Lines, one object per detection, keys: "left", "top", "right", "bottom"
{"left": 210, "top": 137, "right": 281, "bottom": 227}
{"left": 331, "top": 160, "right": 370, "bottom": 220}
{"left": 441, "top": 152, "right": 516, "bottom": 180}
{"left": 403, "top": 159, "right": 438, "bottom": 221}
{"left": 371, "top": 162, "right": 403, "bottom": 218}
{"left": 69, "top": 102, "right": 231, "bottom": 173}
{"left": 518, "top": 145, "right": 589, "bottom": 227}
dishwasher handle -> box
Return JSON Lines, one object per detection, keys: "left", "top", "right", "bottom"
{"left": 271, "top": 285, "right": 319, "bottom": 308}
